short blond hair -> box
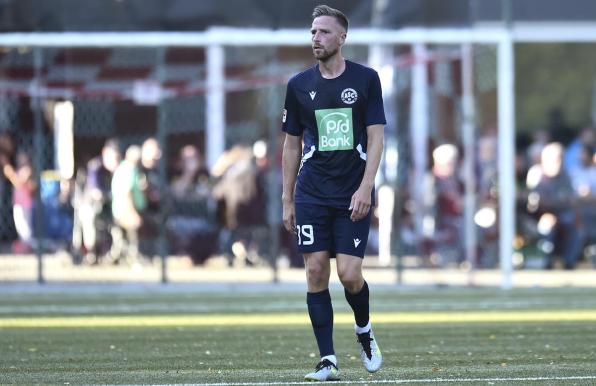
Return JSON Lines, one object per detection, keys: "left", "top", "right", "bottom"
{"left": 312, "top": 5, "right": 348, "bottom": 31}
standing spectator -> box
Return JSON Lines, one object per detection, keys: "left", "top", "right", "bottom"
{"left": 212, "top": 144, "right": 263, "bottom": 266}
{"left": 111, "top": 145, "right": 146, "bottom": 263}
{"left": 422, "top": 143, "right": 464, "bottom": 266}
{"left": 564, "top": 126, "right": 595, "bottom": 176}
{"left": 570, "top": 145, "right": 596, "bottom": 251}
{"left": 476, "top": 131, "right": 499, "bottom": 267}
{"left": 168, "top": 145, "right": 216, "bottom": 265}
{"left": 0, "top": 133, "right": 16, "bottom": 242}
{"left": 139, "top": 137, "right": 162, "bottom": 256}
{"left": 138, "top": 137, "right": 162, "bottom": 256}
{"left": 2, "top": 151, "right": 36, "bottom": 253}
{"left": 569, "top": 145, "right": 596, "bottom": 198}
{"left": 140, "top": 137, "right": 162, "bottom": 212}
{"left": 527, "top": 142, "right": 585, "bottom": 269}
{"left": 72, "top": 138, "right": 121, "bottom": 263}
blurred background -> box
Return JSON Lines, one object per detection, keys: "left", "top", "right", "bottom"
{"left": 0, "top": 0, "right": 594, "bottom": 286}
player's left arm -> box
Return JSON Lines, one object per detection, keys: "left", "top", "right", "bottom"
{"left": 350, "top": 124, "right": 384, "bottom": 221}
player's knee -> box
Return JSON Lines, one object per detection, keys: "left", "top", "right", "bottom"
{"left": 306, "top": 264, "right": 328, "bottom": 285}
{"left": 337, "top": 269, "right": 362, "bottom": 293}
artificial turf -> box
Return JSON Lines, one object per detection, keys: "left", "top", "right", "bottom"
{"left": 1, "top": 286, "right": 596, "bottom": 385}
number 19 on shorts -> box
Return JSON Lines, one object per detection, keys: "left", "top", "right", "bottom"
{"left": 296, "top": 224, "right": 314, "bottom": 245}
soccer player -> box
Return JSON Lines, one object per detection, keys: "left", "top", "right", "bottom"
{"left": 281, "top": 4, "right": 385, "bottom": 382}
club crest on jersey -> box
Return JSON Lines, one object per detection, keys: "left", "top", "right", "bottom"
{"left": 315, "top": 108, "right": 354, "bottom": 151}
{"left": 341, "top": 88, "right": 358, "bottom": 104}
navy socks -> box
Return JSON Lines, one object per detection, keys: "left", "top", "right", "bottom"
{"left": 307, "top": 283, "right": 370, "bottom": 358}
{"left": 307, "top": 289, "right": 335, "bottom": 357}
{"left": 344, "top": 281, "right": 370, "bottom": 328}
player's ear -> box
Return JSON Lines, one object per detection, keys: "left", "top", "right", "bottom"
{"left": 339, "top": 32, "right": 346, "bottom": 45}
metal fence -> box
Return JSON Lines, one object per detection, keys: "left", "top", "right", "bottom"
{"left": 0, "top": 44, "right": 308, "bottom": 283}
{"left": 0, "top": 34, "right": 590, "bottom": 284}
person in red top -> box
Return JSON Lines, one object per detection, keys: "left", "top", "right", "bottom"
{"left": 2, "top": 151, "right": 36, "bottom": 253}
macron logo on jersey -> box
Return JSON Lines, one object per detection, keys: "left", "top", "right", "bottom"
{"left": 309, "top": 91, "right": 317, "bottom": 100}
{"left": 353, "top": 238, "right": 361, "bottom": 248}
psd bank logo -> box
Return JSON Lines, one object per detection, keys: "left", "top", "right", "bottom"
{"left": 315, "top": 108, "right": 354, "bottom": 151}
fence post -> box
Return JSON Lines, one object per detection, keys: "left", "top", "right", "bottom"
{"left": 32, "top": 46, "right": 45, "bottom": 284}
{"left": 156, "top": 47, "right": 169, "bottom": 284}
{"left": 267, "top": 81, "right": 281, "bottom": 283}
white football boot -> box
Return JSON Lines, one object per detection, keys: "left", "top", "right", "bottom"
{"left": 356, "top": 327, "right": 382, "bottom": 373}
{"left": 304, "top": 358, "right": 340, "bottom": 382}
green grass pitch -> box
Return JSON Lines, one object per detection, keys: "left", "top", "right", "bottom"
{"left": 1, "top": 285, "right": 596, "bottom": 385}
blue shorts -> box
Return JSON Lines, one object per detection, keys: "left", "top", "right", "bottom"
{"left": 294, "top": 202, "right": 371, "bottom": 258}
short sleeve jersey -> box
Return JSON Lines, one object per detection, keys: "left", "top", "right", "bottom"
{"left": 282, "top": 60, "right": 386, "bottom": 208}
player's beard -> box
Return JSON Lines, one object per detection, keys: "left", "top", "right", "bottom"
{"left": 313, "top": 45, "right": 338, "bottom": 62}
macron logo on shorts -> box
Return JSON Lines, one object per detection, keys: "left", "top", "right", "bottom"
{"left": 353, "top": 238, "right": 361, "bottom": 248}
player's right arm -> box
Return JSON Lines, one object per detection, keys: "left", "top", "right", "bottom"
{"left": 282, "top": 133, "right": 302, "bottom": 234}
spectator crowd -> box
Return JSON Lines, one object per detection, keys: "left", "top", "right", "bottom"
{"left": 0, "top": 126, "right": 594, "bottom": 270}
{"left": 398, "top": 125, "right": 595, "bottom": 270}
{"left": 0, "top": 133, "right": 307, "bottom": 269}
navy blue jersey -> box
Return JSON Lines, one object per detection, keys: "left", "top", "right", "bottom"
{"left": 282, "top": 60, "right": 386, "bottom": 208}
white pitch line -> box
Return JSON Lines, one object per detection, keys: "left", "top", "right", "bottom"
{"left": 127, "top": 375, "right": 596, "bottom": 386}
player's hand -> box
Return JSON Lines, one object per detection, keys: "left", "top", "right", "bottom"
{"left": 282, "top": 200, "right": 297, "bottom": 234}
{"left": 349, "top": 185, "right": 372, "bottom": 221}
